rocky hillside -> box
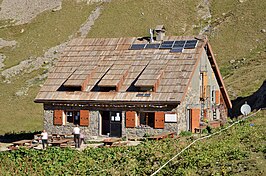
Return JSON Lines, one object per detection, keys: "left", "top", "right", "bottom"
{"left": 0, "top": 0, "right": 265, "bottom": 134}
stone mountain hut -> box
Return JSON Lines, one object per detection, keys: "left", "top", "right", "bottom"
{"left": 35, "top": 26, "right": 232, "bottom": 139}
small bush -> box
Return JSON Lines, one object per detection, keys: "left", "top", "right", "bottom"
{"left": 206, "top": 126, "right": 212, "bottom": 134}
{"left": 143, "top": 133, "right": 151, "bottom": 137}
{"left": 201, "top": 129, "right": 208, "bottom": 134}
{"left": 179, "top": 131, "right": 192, "bottom": 137}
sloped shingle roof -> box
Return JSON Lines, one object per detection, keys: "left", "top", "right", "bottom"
{"left": 35, "top": 36, "right": 207, "bottom": 104}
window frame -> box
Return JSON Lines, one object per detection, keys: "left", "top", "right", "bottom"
{"left": 65, "top": 110, "right": 80, "bottom": 125}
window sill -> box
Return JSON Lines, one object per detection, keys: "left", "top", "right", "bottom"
{"left": 135, "top": 125, "right": 153, "bottom": 129}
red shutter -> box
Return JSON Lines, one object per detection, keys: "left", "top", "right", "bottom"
{"left": 154, "top": 112, "right": 165, "bottom": 129}
{"left": 126, "top": 111, "right": 136, "bottom": 128}
{"left": 203, "top": 72, "right": 208, "bottom": 98}
{"left": 80, "top": 110, "right": 89, "bottom": 126}
{"left": 54, "top": 110, "right": 63, "bottom": 125}
{"left": 191, "top": 109, "right": 200, "bottom": 133}
{"left": 215, "top": 90, "right": 220, "bottom": 104}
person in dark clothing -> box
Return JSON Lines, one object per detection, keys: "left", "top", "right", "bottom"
{"left": 41, "top": 130, "right": 48, "bottom": 149}
{"left": 73, "top": 124, "right": 80, "bottom": 148}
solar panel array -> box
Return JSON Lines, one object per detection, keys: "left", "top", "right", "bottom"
{"left": 130, "top": 40, "right": 198, "bottom": 53}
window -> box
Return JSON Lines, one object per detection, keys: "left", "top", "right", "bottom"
{"left": 66, "top": 111, "right": 80, "bottom": 125}
{"left": 54, "top": 110, "right": 89, "bottom": 126}
{"left": 213, "top": 109, "right": 217, "bottom": 120}
{"left": 211, "top": 90, "right": 215, "bottom": 102}
{"left": 110, "top": 111, "right": 122, "bottom": 122}
{"left": 139, "top": 112, "right": 155, "bottom": 127}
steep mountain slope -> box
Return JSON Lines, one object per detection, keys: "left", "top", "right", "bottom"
{"left": 0, "top": 0, "right": 265, "bottom": 134}
{"left": 209, "top": 0, "right": 266, "bottom": 99}
{"left": 0, "top": 0, "right": 98, "bottom": 134}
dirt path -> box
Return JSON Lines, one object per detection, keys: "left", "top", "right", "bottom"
{"left": 197, "top": 0, "right": 212, "bottom": 35}
{"left": 0, "top": 5, "right": 103, "bottom": 96}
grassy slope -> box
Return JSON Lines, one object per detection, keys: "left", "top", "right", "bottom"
{"left": 0, "top": 0, "right": 201, "bottom": 135}
{"left": 0, "top": 0, "right": 96, "bottom": 134}
{"left": 0, "top": 111, "right": 265, "bottom": 175}
{"left": 0, "top": 0, "right": 96, "bottom": 68}
{"left": 88, "top": 0, "right": 266, "bottom": 99}
{"left": 0, "top": 0, "right": 265, "bottom": 134}
{"left": 88, "top": 0, "right": 201, "bottom": 38}
{"left": 209, "top": 0, "right": 266, "bottom": 98}
{"left": 170, "top": 111, "right": 266, "bottom": 175}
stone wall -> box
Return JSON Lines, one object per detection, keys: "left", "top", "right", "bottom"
{"left": 44, "top": 103, "right": 181, "bottom": 139}
{"left": 125, "top": 118, "right": 178, "bottom": 138}
{"left": 177, "top": 61, "right": 201, "bottom": 132}
{"left": 43, "top": 104, "right": 100, "bottom": 140}
{"left": 42, "top": 51, "right": 227, "bottom": 138}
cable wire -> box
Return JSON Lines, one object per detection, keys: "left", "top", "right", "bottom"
{"left": 151, "top": 109, "right": 261, "bottom": 176}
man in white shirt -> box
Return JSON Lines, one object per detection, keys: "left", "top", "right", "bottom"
{"left": 41, "top": 130, "right": 48, "bottom": 149}
{"left": 73, "top": 124, "right": 80, "bottom": 148}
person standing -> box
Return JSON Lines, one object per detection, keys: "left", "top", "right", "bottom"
{"left": 79, "top": 132, "right": 86, "bottom": 146}
{"left": 41, "top": 130, "right": 48, "bottom": 149}
{"left": 73, "top": 124, "right": 80, "bottom": 148}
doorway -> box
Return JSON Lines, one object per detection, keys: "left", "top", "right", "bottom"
{"left": 101, "top": 111, "right": 122, "bottom": 137}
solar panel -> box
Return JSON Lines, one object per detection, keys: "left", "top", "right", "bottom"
{"left": 170, "top": 47, "right": 183, "bottom": 53}
{"left": 130, "top": 44, "right": 147, "bottom": 50}
{"left": 145, "top": 43, "right": 160, "bottom": 49}
{"left": 136, "top": 93, "right": 151, "bottom": 97}
{"left": 162, "top": 41, "right": 175, "bottom": 44}
{"left": 160, "top": 41, "right": 174, "bottom": 49}
{"left": 173, "top": 40, "right": 186, "bottom": 47}
{"left": 184, "top": 40, "right": 198, "bottom": 49}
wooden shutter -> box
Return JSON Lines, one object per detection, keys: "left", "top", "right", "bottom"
{"left": 203, "top": 72, "right": 208, "bottom": 98}
{"left": 126, "top": 111, "right": 136, "bottom": 128}
{"left": 80, "top": 110, "right": 89, "bottom": 126}
{"left": 203, "top": 109, "right": 208, "bottom": 120}
{"left": 154, "top": 112, "right": 165, "bottom": 129}
{"left": 54, "top": 110, "right": 63, "bottom": 125}
{"left": 215, "top": 90, "right": 220, "bottom": 104}
{"left": 191, "top": 108, "right": 200, "bottom": 133}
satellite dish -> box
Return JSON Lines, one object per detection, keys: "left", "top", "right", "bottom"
{"left": 240, "top": 102, "right": 251, "bottom": 116}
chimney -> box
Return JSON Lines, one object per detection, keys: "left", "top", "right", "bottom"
{"left": 155, "top": 25, "right": 166, "bottom": 41}
{"left": 149, "top": 29, "right": 154, "bottom": 43}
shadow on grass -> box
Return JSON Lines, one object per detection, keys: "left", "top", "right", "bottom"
{"left": 0, "top": 131, "right": 41, "bottom": 143}
{"left": 231, "top": 80, "right": 266, "bottom": 117}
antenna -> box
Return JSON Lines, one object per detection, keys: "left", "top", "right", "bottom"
{"left": 240, "top": 101, "right": 251, "bottom": 116}
{"left": 149, "top": 29, "right": 154, "bottom": 43}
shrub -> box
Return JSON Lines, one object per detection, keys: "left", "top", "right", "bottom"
{"left": 179, "top": 131, "right": 192, "bottom": 137}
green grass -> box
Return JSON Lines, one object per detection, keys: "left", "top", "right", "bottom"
{"left": 88, "top": 0, "right": 266, "bottom": 100}
{"left": 88, "top": 0, "right": 201, "bottom": 38}
{"left": 224, "top": 46, "right": 266, "bottom": 99}
{"left": 0, "top": 0, "right": 265, "bottom": 135}
{"left": 0, "top": 0, "right": 98, "bottom": 135}
{"left": 0, "top": 111, "right": 265, "bottom": 175}
{"left": 0, "top": 70, "right": 43, "bottom": 134}
{"left": 0, "top": 0, "right": 96, "bottom": 69}
{"left": 209, "top": 0, "right": 266, "bottom": 98}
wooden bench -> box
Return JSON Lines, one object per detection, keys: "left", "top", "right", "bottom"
{"left": 49, "top": 139, "right": 72, "bottom": 147}
{"left": 12, "top": 139, "right": 33, "bottom": 146}
{"left": 163, "top": 132, "right": 177, "bottom": 138}
{"left": 7, "top": 145, "right": 18, "bottom": 151}
{"left": 147, "top": 132, "right": 177, "bottom": 140}
{"left": 111, "top": 141, "right": 128, "bottom": 147}
{"left": 103, "top": 138, "right": 122, "bottom": 146}
{"left": 147, "top": 134, "right": 165, "bottom": 140}
{"left": 9, "top": 139, "right": 38, "bottom": 150}
{"left": 194, "top": 126, "right": 207, "bottom": 133}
